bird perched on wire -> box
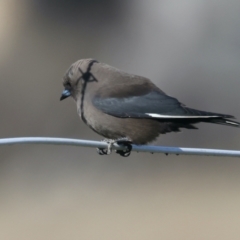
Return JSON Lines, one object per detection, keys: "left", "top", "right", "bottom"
{"left": 60, "top": 59, "right": 239, "bottom": 157}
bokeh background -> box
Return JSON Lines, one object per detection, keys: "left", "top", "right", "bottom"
{"left": 1, "top": 1, "right": 240, "bottom": 239}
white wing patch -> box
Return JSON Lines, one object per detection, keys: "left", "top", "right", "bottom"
{"left": 146, "top": 113, "right": 220, "bottom": 119}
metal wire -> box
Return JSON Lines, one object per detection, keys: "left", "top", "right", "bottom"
{"left": 0, "top": 137, "right": 240, "bottom": 157}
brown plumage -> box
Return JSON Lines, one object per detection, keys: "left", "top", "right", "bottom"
{"left": 60, "top": 58, "right": 239, "bottom": 145}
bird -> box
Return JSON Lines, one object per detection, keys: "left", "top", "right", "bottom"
{"left": 60, "top": 58, "right": 239, "bottom": 156}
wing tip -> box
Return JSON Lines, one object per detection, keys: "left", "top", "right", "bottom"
{"left": 210, "top": 118, "right": 240, "bottom": 127}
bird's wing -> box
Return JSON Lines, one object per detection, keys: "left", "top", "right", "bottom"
{"left": 92, "top": 87, "right": 234, "bottom": 120}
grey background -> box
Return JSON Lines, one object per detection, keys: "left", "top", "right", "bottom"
{"left": 1, "top": 1, "right": 240, "bottom": 239}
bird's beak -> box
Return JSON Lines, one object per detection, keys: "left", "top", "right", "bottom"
{"left": 60, "top": 89, "right": 71, "bottom": 101}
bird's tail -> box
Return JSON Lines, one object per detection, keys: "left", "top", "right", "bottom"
{"left": 207, "top": 118, "right": 240, "bottom": 127}
{"left": 184, "top": 107, "right": 240, "bottom": 128}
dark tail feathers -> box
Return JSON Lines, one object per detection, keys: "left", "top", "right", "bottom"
{"left": 185, "top": 107, "right": 240, "bottom": 128}
{"left": 207, "top": 118, "right": 240, "bottom": 127}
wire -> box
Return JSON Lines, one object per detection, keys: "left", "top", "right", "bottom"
{"left": 0, "top": 137, "right": 240, "bottom": 157}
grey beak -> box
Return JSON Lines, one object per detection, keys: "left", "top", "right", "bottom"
{"left": 60, "top": 89, "right": 71, "bottom": 101}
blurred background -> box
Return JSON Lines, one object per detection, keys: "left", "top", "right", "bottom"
{"left": 1, "top": 0, "right": 240, "bottom": 239}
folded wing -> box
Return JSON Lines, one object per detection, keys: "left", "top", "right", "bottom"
{"left": 93, "top": 89, "right": 239, "bottom": 127}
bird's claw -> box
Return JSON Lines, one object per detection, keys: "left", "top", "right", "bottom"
{"left": 96, "top": 138, "right": 132, "bottom": 157}
{"left": 96, "top": 139, "right": 115, "bottom": 155}
{"left": 96, "top": 148, "right": 109, "bottom": 155}
{"left": 115, "top": 138, "right": 132, "bottom": 157}
{"left": 115, "top": 145, "right": 132, "bottom": 157}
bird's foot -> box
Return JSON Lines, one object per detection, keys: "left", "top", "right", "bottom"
{"left": 96, "top": 138, "right": 132, "bottom": 157}
{"left": 97, "top": 139, "right": 115, "bottom": 155}
{"left": 115, "top": 138, "right": 132, "bottom": 157}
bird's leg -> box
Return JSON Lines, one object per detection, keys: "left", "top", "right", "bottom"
{"left": 97, "top": 139, "right": 115, "bottom": 155}
{"left": 115, "top": 137, "right": 132, "bottom": 157}
{"left": 96, "top": 138, "right": 132, "bottom": 157}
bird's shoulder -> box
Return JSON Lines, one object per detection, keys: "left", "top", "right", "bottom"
{"left": 95, "top": 72, "right": 165, "bottom": 99}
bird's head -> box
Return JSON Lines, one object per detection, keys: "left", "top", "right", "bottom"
{"left": 60, "top": 59, "right": 98, "bottom": 101}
